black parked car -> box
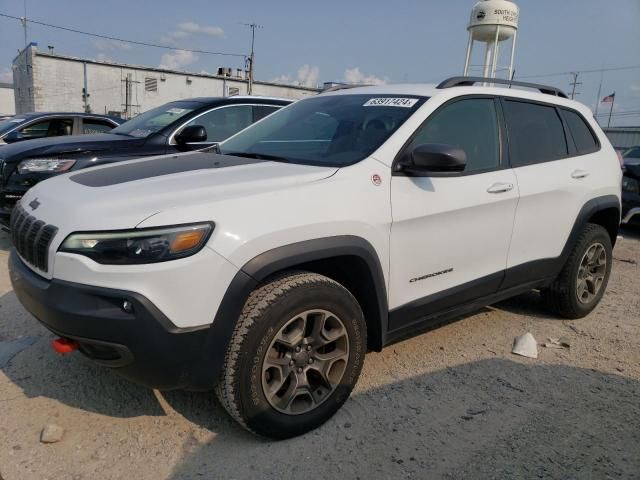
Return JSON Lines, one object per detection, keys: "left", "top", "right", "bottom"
{"left": 622, "top": 152, "right": 640, "bottom": 226}
{"left": 0, "top": 112, "right": 123, "bottom": 145}
{"left": 0, "top": 96, "right": 290, "bottom": 223}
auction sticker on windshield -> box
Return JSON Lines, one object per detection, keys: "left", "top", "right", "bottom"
{"left": 363, "top": 98, "right": 418, "bottom": 108}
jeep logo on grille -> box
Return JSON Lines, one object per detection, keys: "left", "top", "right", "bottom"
{"left": 29, "top": 198, "right": 41, "bottom": 210}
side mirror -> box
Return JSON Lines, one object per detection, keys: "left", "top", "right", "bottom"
{"left": 3, "top": 130, "right": 25, "bottom": 144}
{"left": 175, "top": 125, "right": 207, "bottom": 146}
{"left": 400, "top": 143, "right": 467, "bottom": 175}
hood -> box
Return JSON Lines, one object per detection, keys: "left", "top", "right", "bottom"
{"left": 0, "top": 134, "right": 146, "bottom": 161}
{"left": 20, "top": 151, "right": 338, "bottom": 239}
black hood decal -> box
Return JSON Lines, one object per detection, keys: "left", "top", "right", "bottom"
{"left": 70, "top": 153, "right": 264, "bottom": 187}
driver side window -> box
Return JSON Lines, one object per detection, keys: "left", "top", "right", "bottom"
{"left": 406, "top": 98, "right": 500, "bottom": 173}
{"left": 184, "top": 105, "right": 253, "bottom": 143}
{"left": 20, "top": 118, "right": 74, "bottom": 139}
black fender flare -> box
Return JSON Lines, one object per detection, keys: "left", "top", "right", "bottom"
{"left": 563, "top": 194, "right": 620, "bottom": 255}
{"left": 191, "top": 236, "right": 389, "bottom": 389}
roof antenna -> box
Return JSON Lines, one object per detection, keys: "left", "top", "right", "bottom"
{"left": 509, "top": 70, "right": 516, "bottom": 89}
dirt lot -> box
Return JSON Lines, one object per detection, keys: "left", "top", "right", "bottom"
{"left": 0, "top": 228, "right": 638, "bottom": 480}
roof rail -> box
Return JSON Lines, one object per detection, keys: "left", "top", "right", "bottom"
{"left": 437, "top": 76, "right": 569, "bottom": 99}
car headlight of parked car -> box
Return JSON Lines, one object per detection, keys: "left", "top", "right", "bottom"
{"left": 17, "top": 158, "right": 77, "bottom": 174}
{"left": 59, "top": 223, "right": 214, "bottom": 264}
{"left": 622, "top": 176, "right": 639, "bottom": 194}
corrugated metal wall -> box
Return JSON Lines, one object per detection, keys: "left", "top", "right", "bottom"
{"left": 603, "top": 128, "right": 640, "bottom": 148}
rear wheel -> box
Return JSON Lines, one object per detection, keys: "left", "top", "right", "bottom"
{"left": 215, "top": 272, "right": 366, "bottom": 439}
{"left": 545, "top": 223, "right": 613, "bottom": 319}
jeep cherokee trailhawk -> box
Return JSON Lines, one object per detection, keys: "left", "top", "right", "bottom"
{"left": 9, "top": 77, "right": 622, "bottom": 438}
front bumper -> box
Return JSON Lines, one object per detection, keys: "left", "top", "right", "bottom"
{"left": 9, "top": 249, "right": 216, "bottom": 390}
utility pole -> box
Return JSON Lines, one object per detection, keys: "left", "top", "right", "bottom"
{"left": 242, "top": 23, "right": 262, "bottom": 95}
{"left": 82, "top": 62, "right": 91, "bottom": 113}
{"left": 569, "top": 72, "right": 582, "bottom": 100}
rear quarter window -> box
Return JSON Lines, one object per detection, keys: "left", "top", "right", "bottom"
{"left": 561, "top": 109, "right": 599, "bottom": 155}
{"left": 503, "top": 100, "right": 568, "bottom": 167}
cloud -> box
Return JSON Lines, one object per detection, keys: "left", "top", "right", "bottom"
{"left": 297, "top": 65, "right": 320, "bottom": 87}
{"left": 343, "top": 67, "right": 387, "bottom": 85}
{"left": 0, "top": 67, "right": 12, "bottom": 83}
{"left": 271, "top": 65, "right": 320, "bottom": 88}
{"left": 271, "top": 74, "right": 292, "bottom": 84}
{"left": 159, "top": 50, "right": 198, "bottom": 70}
{"left": 161, "top": 22, "right": 224, "bottom": 44}
{"left": 160, "top": 30, "right": 190, "bottom": 43}
{"left": 95, "top": 53, "right": 114, "bottom": 63}
{"left": 177, "top": 22, "right": 224, "bottom": 38}
{"left": 94, "top": 39, "right": 132, "bottom": 51}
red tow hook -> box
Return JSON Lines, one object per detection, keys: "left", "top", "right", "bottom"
{"left": 52, "top": 337, "right": 79, "bottom": 355}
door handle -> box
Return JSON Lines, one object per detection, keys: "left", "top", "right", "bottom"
{"left": 487, "top": 182, "right": 514, "bottom": 194}
{"left": 571, "top": 169, "right": 590, "bottom": 179}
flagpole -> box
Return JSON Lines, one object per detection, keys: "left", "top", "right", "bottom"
{"left": 607, "top": 94, "right": 615, "bottom": 128}
{"left": 594, "top": 64, "right": 604, "bottom": 117}
{"left": 594, "top": 78, "right": 603, "bottom": 125}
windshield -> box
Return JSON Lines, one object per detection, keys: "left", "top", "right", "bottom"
{"left": 0, "top": 117, "right": 26, "bottom": 136}
{"left": 220, "top": 94, "right": 426, "bottom": 166}
{"left": 111, "top": 101, "right": 200, "bottom": 138}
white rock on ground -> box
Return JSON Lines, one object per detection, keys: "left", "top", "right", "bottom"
{"left": 40, "top": 424, "right": 65, "bottom": 444}
{"left": 512, "top": 332, "right": 538, "bottom": 359}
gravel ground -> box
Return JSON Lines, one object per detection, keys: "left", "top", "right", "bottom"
{"left": 0, "top": 228, "right": 638, "bottom": 480}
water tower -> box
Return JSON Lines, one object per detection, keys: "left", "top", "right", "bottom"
{"left": 463, "top": 0, "right": 519, "bottom": 79}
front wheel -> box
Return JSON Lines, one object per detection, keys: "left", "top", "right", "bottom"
{"left": 545, "top": 223, "right": 613, "bottom": 319}
{"left": 215, "top": 272, "right": 366, "bottom": 439}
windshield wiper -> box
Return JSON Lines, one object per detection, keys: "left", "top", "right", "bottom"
{"left": 223, "top": 151, "right": 291, "bottom": 163}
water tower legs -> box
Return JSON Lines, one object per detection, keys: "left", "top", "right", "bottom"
{"left": 483, "top": 43, "right": 492, "bottom": 78}
{"left": 463, "top": 31, "right": 474, "bottom": 76}
{"left": 508, "top": 30, "right": 518, "bottom": 79}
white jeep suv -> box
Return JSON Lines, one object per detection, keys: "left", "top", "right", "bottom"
{"left": 9, "top": 77, "right": 622, "bottom": 438}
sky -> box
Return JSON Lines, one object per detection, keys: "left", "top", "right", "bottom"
{"left": 0, "top": 0, "right": 639, "bottom": 125}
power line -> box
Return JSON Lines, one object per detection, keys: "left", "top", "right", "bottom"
{"left": 0, "top": 12, "right": 246, "bottom": 58}
{"left": 518, "top": 65, "right": 640, "bottom": 80}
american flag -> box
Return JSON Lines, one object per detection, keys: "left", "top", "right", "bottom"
{"left": 601, "top": 93, "right": 615, "bottom": 103}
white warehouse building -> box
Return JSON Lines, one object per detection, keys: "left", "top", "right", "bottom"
{"left": 12, "top": 44, "right": 320, "bottom": 117}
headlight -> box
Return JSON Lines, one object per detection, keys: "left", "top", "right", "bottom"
{"left": 622, "top": 176, "right": 639, "bottom": 194}
{"left": 59, "top": 223, "right": 214, "bottom": 264}
{"left": 17, "top": 158, "right": 76, "bottom": 174}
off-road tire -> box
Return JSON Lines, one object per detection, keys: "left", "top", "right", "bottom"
{"left": 545, "top": 223, "right": 613, "bottom": 319}
{"left": 215, "top": 271, "right": 366, "bottom": 439}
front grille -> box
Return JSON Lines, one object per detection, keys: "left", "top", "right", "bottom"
{"left": 10, "top": 204, "right": 58, "bottom": 272}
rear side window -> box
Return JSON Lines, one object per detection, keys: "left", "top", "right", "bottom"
{"left": 83, "top": 119, "right": 116, "bottom": 134}
{"left": 561, "top": 109, "right": 598, "bottom": 154}
{"left": 503, "top": 100, "right": 568, "bottom": 167}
